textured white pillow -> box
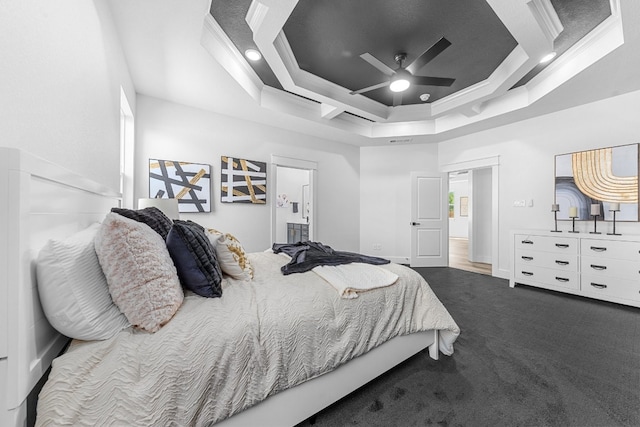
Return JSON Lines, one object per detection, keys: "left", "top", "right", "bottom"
{"left": 95, "top": 213, "right": 183, "bottom": 333}
{"left": 207, "top": 228, "right": 254, "bottom": 280}
{"left": 36, "top": 223, "right": 130, "bottom": 340}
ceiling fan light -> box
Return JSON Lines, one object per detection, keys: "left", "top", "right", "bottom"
{"left": 390, "top": 78, "right": 410, "bottom": 92}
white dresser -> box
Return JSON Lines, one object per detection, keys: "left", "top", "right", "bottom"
{"left": 510, "top": 230, "right": 640, "bottom": 308}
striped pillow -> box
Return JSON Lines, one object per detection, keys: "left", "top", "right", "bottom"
{"left": 111, "top": 206, "right": 173, "bottom": 240}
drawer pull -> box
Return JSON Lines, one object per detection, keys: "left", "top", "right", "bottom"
{"left": 521, "top": 271, "right": 534, "bottom": 276}
{"left": 521, "top": 256, "right": 533, "bottom": 261}
{"left": 555, "top": 260, "right": 569, "bottom": 266}
{"left": 555, "top": 277, "right": 570, "bottom": 283}
{"left": 590, "top": 283, "right": 607, "bottom": 290}
{"left": 590, "top": 264, "right": 607, "bottom": 271}
{"left": 522, "top": 239, "right": 533, "bottom": 245}
{"left": 555, "top": 243, "right": 569, "bottom": 248}
{"left": 590, "top": 246, "right": 607, "bottom": 252}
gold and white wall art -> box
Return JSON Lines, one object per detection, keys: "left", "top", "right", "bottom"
{"left": 555, "top": 144, "right": 639, "bottom": 221}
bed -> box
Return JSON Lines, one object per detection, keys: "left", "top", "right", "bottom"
{"left": 0, "top": 147, "right": 460, "bottom": 427}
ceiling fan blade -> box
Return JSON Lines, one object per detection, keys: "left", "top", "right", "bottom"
{"left": 360, "top": 53, "right": 395, "bottom": 77}
{"left": 392, "top": 92, "right": 403, "bottom": 107}
{"left": 406, "top": 37, "right": 452, "bottom": 75}
{"left": 413, "top": 76, "right": 456, "bottom": 87}
{"left": 350, "top": 81, "right": 390, "bottom": 95}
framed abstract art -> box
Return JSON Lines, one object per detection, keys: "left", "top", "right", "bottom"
{"left": 221, "top": 156, "right": 267, "bottom": 204}
{"left": 149, "top": 159, "right": 211, "bottom": 213}
{"left": 554, "top": 144, "right": 639, "bottom": 221}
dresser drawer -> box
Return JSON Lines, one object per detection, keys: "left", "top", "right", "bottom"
{"left": 514, "top": 266, "right": 579, "bottom": 290}
{"left": 515, "top": 249, "right": 577, "bottom": 272}
{"left": 514, "top": 234, "right": 578, "bottom": 255}
{"left": 581, "top": 275, "right": 640, "bottom": 302}
{"left": 581, "top": 239, "right": 640, "bottom": 262}
{"left": 582, "top": 255, "right": 640, "bottom": 280}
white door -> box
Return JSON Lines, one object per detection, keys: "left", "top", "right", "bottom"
{"left": 410, "top": 171, "right": 448, "bottom": 267}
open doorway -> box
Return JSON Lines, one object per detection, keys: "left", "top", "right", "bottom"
{"left": 448, "top": 168, "right": 493, "bottom": 275}
{"left": 270, "top": 156, "right": 317, "bottom": 245}
{"left": 274, "top": 166, "right": 311, "bottom": 244}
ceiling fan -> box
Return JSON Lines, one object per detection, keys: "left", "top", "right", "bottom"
{"left": 349, "top": 37, "right": 456, "bottom": 106}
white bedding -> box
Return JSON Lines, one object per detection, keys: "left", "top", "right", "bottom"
{"left": 36, "top": 252, "right": 459, "bottom": 426}
{"left": 313, "top": 262, "right": 399, "bottom": 298}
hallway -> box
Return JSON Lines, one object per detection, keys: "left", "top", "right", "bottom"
{"left": 449, "top": 237, "right": 491, "bottom": 275}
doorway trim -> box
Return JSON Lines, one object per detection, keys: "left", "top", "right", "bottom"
{"left": 441, "top": 156, "right": 502, "bottom": 278}
{"left": 270, "top": 155, "right": 318, "bottom": 245}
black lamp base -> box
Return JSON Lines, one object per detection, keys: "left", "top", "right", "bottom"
{"left": 551, "top": 211, "right": 562, "bottom": 232}
{"left": 608, "top": 210, "right": 621, "bottom": 236}
{"left": 568, "top": 216, "right": 579, "bottom": 233}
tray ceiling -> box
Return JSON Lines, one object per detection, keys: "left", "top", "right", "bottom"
{"left": 204, "top": 0, "right": 617, "bottom": 139}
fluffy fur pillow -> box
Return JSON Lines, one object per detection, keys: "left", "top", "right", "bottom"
{"left": 36, "top": 223, "right": 130, "bottom": 340}
{"left": 166, "top": 220, "right": 223, "bottom": 298}
{"left": 207, "top": 228, "right": 254, "bottom": 280}
{"left": 95, "top": 212, "right": 183, "bottom": 332}
{"left": 111, "top": 206, "right": 173, "bottom": 240}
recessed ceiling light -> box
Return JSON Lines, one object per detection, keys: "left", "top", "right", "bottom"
{"left": 244, "top": 49, "right": 262, "bottom": 61}
{"left": 539, "top": 52, "right": 556, "bottom": 64}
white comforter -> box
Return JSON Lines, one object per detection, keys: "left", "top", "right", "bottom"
{"left": 36, "top": 252, "right": 459, "bottom": 426}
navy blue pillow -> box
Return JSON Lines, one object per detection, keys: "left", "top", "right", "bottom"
{"left": 166, "top": 220, "right": 223, "bottom": 298}
{"left": 111, "top": 207, "right": 172, "bottom": 240}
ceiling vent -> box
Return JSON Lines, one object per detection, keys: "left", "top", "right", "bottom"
{"left": 389, "top": 138, "right": 413, "bottom": 144}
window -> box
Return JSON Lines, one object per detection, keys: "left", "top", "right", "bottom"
{"left": 120, "top": 87, "right": 135, "bottom": 208}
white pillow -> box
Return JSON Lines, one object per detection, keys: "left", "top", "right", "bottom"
{"left": 36, "top": 223, "right": 130, "bottom": 340}
{"left": 207, "top": 228, "right": 254, "bottom": 280}
{"left": 95, "top": 213, "right": 183, "bottom": 333}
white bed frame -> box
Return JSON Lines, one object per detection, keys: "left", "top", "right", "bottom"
{"left": 0, "top": 147, "right": 440, "bottom": 427}
{"left": 0, "top": 148, "right": 121, "bottom": 427}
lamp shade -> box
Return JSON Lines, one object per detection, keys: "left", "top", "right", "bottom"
{"left": 138, "top": 198, "right": 180, "bottom": 220}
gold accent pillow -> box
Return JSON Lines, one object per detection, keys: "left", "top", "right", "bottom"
{"left": 206, "top": 229, "right": 254, "bottom": 280}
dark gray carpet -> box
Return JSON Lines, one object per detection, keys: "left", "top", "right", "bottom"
{"left": 296, "top": 267, "right": 640, "bottom": 427}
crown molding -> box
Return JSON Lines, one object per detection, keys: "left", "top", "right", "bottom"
{"left": 201, "top": 0, "right": 624, "bottom": 140}
{"left": 526, "top": 0, "right": 564, "bottom": 45}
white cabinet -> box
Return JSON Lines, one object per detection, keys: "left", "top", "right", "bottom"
{"left": 510, "top": 230, "right": 640, "bottom": 308}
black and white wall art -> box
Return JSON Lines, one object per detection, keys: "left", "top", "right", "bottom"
{"left": 149, "top": 159, "right": 211, "bottom": 213}
{"left": 221, "top": 156, "right": 267, "bottom": 204}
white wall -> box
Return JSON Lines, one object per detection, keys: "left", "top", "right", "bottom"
{"left": 360, "top": 143, "right": 439, "bottom": 262}
{"left": 438, "top": 89, "right": 640, "bottom": 277}
{"left": 469, "top": 168, "right": 492, "bottom": 264}
{"left": 0, "top": 0, "right": 135, "bottom": 191}
{"left": 135, "top": 95, "right": 360, "bottom": 253}
{"left": 448, "top": 175, "right": 469, "bottom": 238}
{"left": 360, "top": 90, "right": 640, "bottom": 276}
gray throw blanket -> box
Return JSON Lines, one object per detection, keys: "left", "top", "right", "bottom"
{"left": 272, "top": 241, "right": 389, "bottom": 275}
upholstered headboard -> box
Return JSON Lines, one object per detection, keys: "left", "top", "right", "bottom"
{"left": 0, "top": 148, "right": 120, "bottom": 427}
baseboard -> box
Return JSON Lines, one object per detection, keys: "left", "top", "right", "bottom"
{"left": 470, "top": 255, "right": 492, "bottom": 264}
{"left": 495, "top": 268, "right": 510, "bottom": 280}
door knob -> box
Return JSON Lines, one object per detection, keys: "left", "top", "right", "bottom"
{"left": 411, "top": 222, "right": 421, "bottom": 226}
